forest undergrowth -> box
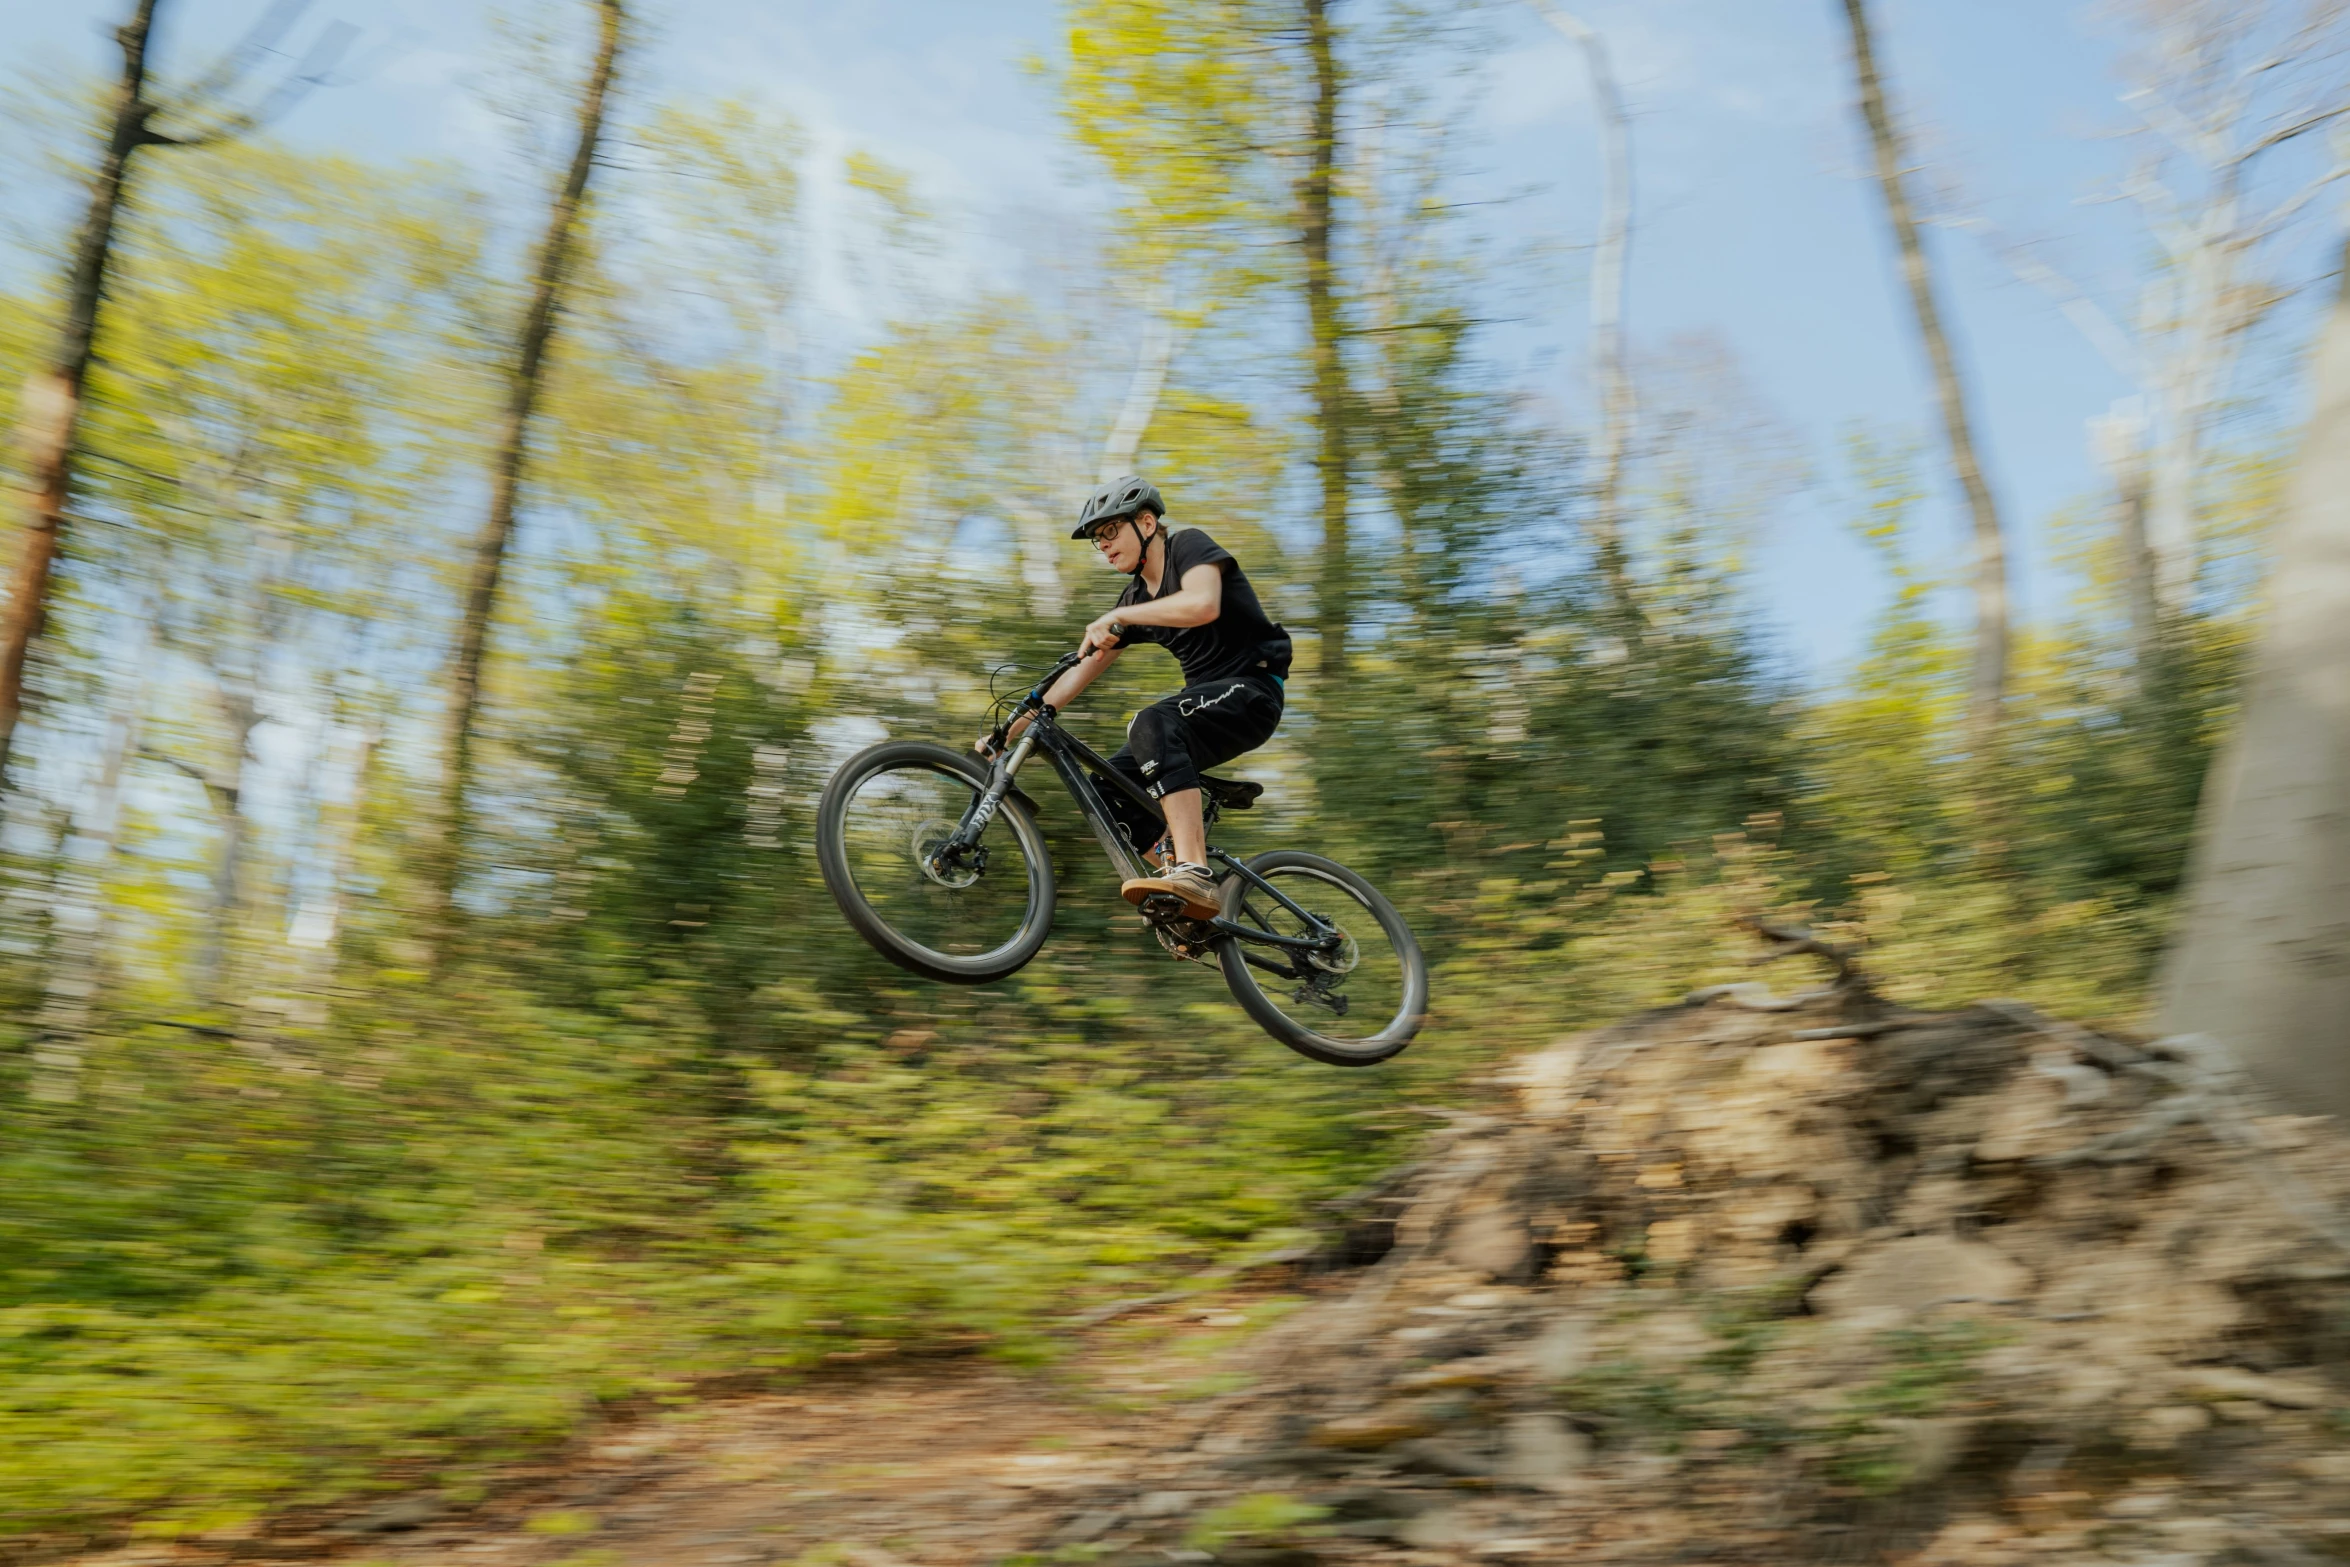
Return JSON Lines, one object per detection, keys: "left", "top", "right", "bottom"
{"left": 0, "top": 812, "right": 2205, "bottom": 1545}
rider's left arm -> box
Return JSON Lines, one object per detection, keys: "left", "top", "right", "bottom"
{"left": 1081, "top": 563, "right": 1221, "bottom": 654}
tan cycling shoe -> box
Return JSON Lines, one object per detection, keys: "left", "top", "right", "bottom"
{"left": 1121, "top": 861, "right": 1223, "bottom": 921}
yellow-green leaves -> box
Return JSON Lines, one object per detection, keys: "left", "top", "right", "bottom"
{"left": 1062, "top": 0, "right": 1307, "bottom": 298}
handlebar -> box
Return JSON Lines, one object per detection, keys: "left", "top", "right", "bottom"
{"left": 983, "top": 626, "right": 1127, "bottom": 754}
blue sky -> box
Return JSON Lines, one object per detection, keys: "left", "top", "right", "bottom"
{"left": 8, "top": 0, "right": 2335, "bottom": 677}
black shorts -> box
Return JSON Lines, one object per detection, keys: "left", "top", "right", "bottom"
{"left": 1100, "top": 674, "right": 1284, "bottom": 850}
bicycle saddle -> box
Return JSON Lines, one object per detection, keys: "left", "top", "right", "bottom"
{"left": 1199, "top": 775, "right": 1263, "bottom": 811}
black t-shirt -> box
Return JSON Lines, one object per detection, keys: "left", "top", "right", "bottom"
{"left": 1114, "top": 528, "right": 1292, "bottom": 687}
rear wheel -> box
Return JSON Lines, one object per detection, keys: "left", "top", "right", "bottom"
{"left": 1214, "top": 850, "right": 1427, "bottom": 1066}
{"left": 817, "top": 740, "right": 1055, "bottom": 983}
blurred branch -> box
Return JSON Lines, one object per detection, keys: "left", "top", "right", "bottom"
{"left": 2232, "top": 102, "right": 2350, "bottom": 167}
{"left": 145, "top": 20, "right": 359, "bottom": 148}
{"left": 1937, "top": 213, "right": 2141, "bottom": 381}
{"left": 142, "top": 746, "right": 237, "bottom": 817}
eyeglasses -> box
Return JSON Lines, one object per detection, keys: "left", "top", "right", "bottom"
{"left": 1087, "top": 518, "right": 1132, "bottom": 546}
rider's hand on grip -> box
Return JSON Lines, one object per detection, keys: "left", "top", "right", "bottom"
{"left": 1079, "top": 619, "right": 1127, "bottom": 660}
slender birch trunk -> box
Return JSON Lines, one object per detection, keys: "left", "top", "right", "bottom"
{"left": 1, "top": 0, "right": 166, "bottom": 789}
{"left": 1839, "top": 0, "right": 2013, "bottom": 751}
{"left": 433, "top": 0, "right": 624, "bottom": 937}
{"left": 191, "top": 690, "right": 258, "bottom": 1007}
{"left": 2159, "top": 236, "right": 2350, "bottom": 1115}
{"left": 1099, "top": 280, "right": 1176, "bottom": 484}
{"left": 1530, "top": 2, "right": 1638, "bottom": 622}
{"left": 1301, "top": 0, "right": 1352, "bottom": 682}
{"left": 28, "top": 620, "right": 151, "bottom": 1105}
{"left": 2090, "top": 401, "right": 2163, "bottom": 692}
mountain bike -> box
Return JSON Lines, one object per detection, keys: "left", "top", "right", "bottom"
{"left": 815, "top": 645, "right": 1428, "bottom": 1066}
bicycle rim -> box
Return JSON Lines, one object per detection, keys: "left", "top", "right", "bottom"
{"left": 831, "top": 754, "right": 1049, "bottom": 972}
{"left": 1224, "top": 860, "right": 1418, "bottom": 1054}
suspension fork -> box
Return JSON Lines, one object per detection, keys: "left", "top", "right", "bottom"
{"left": 931, "top": 729, "right": 1037, "bottom": 875}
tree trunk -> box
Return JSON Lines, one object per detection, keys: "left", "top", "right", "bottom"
{"left": 2116, "top": 456, "right": 2160, "bottom": 692}
{"left": 0, "top": 0, "right": 164, "bottom": 788}
{"left": 1301, "top": 0, "right": 1351, "bottom": 682}
{"left": 192, "top": 689, "right": 257, "bottom": 1009}
{"left": 2158, "top": 236, "right": 2350, "bottom": 1115}
{"left": 1839, "top": 0, "right": 2012, "bottom": 751}
{"left": 1098, "top": 279, "right": 1176, "bottom": 484}
{"left": 2090, "top": 400, "right": 2162, "bottom": 692}
{"left": 1530, "top": 2, "right": 1638, "bottom": 623}
{"left": 433, "top": 0, "right": 624, "bottom": 936}
{"left": 29, "top": 621, "right": 150, "bottom": 1106}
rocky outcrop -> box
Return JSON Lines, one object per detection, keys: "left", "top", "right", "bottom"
{"left": 1044, "top": 960, "right": 2350, "bottom": 1565}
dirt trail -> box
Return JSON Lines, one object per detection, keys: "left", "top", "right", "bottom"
{"left": 62, "top": 1296, "right": 1304, "bottom": 1567}
{"left": 327, "top": 1368, "right": 1150, "bottom": 1567}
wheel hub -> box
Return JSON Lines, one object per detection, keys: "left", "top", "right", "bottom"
{"left": 912, "top": 818, "right": 985, "bottom": 888}
{"left": 1307, "top": 918, "right": 1359, "bottom": 975}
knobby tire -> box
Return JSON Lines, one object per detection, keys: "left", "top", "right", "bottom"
{"left": 1214, "top": 849, "right": 1428, "bottom": 1067}
{"left": 816, "top": 739, "right": 1056, "bottom": 984}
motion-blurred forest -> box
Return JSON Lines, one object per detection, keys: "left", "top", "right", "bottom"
{"left": 0, "top": 0, "right": 2338, "bottom": 1539}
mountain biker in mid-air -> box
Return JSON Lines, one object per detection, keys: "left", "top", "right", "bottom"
{"left": 978, "top": 475, "right": 1292, "bottom": 922}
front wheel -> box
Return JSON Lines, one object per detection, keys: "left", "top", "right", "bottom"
{"left": 817, "top": 739, "right": 1056, "bottom": 984}
{"left": 1215, "top": 850, "right": 1428, "bottom": 1067}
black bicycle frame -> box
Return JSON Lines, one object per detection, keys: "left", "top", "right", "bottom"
{"left": 942, "top": 678, "right": 1341, "bottom": 966}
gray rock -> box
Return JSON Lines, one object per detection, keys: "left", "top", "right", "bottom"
{"left": 1052, "top": 1510, "right": 1122, "bottom": 1544}
{"left": 2127, "top": 1404, "right": 2214, "bottom": 1450}
{"left": 1398, "top": 1507, "right": 1495, "bottom": 1549}
{"left": 1528, "top": 1316, "right": 1593, "bottom": 1380}
{"left": 2173, "top": 1365, "right": 2330, "bottom": 1408}
{"left": 1445, "top": 1206, "right": 1537, "bottom": 1282}
{"left": 1133, "top": 1491, "right": 1203, "bottom": 1519}
{"left": 1881, "top": 1416, "right": 1969, "bottom": 1485}
{"left": 1394, "top": 1436, "right": 1496, "bottom": 1478}
{"left": 1810, "top": 1236, "right": 2029, "bottom": 1321}
{"left": 1497, "top": 1413, "right": 1590, "bottom": 1493}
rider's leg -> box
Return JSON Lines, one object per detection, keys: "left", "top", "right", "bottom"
{"left": 1160, "top": 786, "right": 1207, "bottom": 867}
{"left": 1117, "top": 679, "right": 1284, "bottom": 919}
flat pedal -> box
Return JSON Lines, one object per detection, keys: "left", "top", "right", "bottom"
{"left": 1140, "top": 891, "right": 1187, "bottom": 918}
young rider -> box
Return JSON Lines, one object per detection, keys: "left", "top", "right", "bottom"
{"left": 979, "top": 475, "right": 1291, "bottom": 920}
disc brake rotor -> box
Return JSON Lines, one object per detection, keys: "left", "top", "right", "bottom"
{"left": 911, "top": 817, "right": 982, "bottom": 889}
{"left": 1308, "top": 918, "right": 1360, "bottom": 975}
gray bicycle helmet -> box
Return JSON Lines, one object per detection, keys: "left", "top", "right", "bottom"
{"left": 1072, "top": 475, "right": 1166, "bottom": 539}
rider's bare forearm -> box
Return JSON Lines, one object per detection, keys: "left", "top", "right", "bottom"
{"left": 1007, "top": 648, "right": 1115, "bottom": 741}
{"left": 1109, "top": 588, "right": 1218, "bottom": 630}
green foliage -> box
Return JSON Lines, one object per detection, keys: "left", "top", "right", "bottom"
{"left": 1185, "top": 1492, "right": 1331, "bottom": 1550}
{"left": 1061, "top": 0, "right": 1304, "bottom": 284}
{"left": 1556, "top": 1307, "right": 1992, "bottom": 1491}
{"left": 1822, "top": 1321, "right": 2000, "bottom": 1494}
{"left": 0, "top": 954, "right": 1405, "bottom": 1534}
